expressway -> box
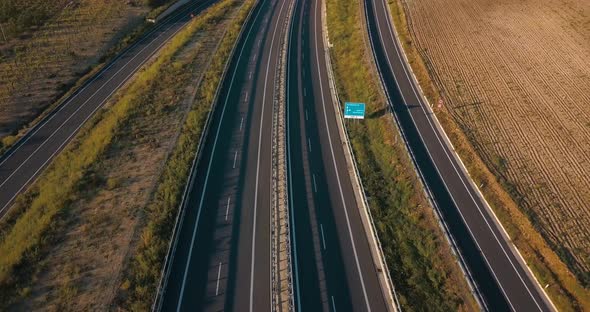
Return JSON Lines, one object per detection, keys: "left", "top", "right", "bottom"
{"left": 0, "top": 0, "right": 217, "bottom": 218}
{"left": 286, "top": 0, "right": 389, "bottom": 310}
{"left": 365, "top": 0, "right": 555, "bottom": 310}
{"left": 158, "top": 0, "right": 292, "bottom": 310}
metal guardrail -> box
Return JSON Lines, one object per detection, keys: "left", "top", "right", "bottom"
{"left": 271, "top": 0, "right": 296, "bottom": 310}
{"left": 151, "top": 1, "right": 261, "bottom": 310}
{"left": 320, "top": 0, "right": 401, "bottom": 311}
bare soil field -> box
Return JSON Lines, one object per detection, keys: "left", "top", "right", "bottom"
{"left": 0, "top": 0, "right": 149, "bottom": 144}
{"left": 397, "top": 0, "right": 590, "bottom": 287}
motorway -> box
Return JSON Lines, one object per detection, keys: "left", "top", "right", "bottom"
{"left": 286, "top": 0, "right": 389, "bottom": 311}
{"left": 0, "top": 0, "right": 217, "bottom": 218}
{"left": 158, "top": 0, "right": 292, "bottom": 310}
{"left": 365, "top": 0, "right": 555, "bottom": 310}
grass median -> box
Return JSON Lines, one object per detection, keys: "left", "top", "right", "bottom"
{"left": 325, "top": 0, "right": 478, "bottom": 310}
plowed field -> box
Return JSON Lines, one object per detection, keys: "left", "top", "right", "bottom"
{"left": 399, "top": 0, "right": 590, "bottom": 282}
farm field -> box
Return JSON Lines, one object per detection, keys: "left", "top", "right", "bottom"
{"left": 0, "top": 0, "right": 152, "bottom": 148}
{"left": 394, "top": 0, "right": 590, "bottom": 293}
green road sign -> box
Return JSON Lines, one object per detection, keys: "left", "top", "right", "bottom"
{"left": 344, "top": 102, "right": 366, "bottom": 119}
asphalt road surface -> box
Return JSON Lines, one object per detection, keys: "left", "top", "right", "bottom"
{"left": 0, "top": 0, "right": 217, "bottom": 219}
{"left": 285, "top": 0, "right": 390, "bottom": 311}
{"left": 365, "top": 0, "right": 555, "bottom": 310}
{"left": 158, "top": 0, "right": 292, "bottom": 310}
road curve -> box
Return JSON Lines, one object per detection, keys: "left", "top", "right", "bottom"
{"left": 158, "top": 0, "right": 292, "bottom": 310}
{"left": 286, "top": 0, "right": 390, "bottom": 310}
{"left": 365, "top": 0, "right": 555, "bottom": 310}
{"left": 0, "top": 0, "right": 217, "bottom": 218}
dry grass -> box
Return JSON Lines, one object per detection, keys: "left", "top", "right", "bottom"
{"left": 0, "top": 2, "right": 242, "bottom": 309}
{"left": 388, "top": 0, "right": 590, "bottom": 309}
{"left": 0, "top": 0, "right": 150, "bottom": 146}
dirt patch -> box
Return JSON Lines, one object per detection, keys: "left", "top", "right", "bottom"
{"left": 0, "top": 0, "right": 149, "bottom": 143}
{"left": 398, "top": 0, "right": 590, "bottom": 282}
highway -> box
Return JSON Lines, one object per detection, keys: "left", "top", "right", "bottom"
{"left": 0, "top": 0, "right": 217, "bottom": 218}
{"left": 158, "top": 0, "right": 292, "bottom": 310}
{"left": 286, "top": 0, "right": 389, "bottom": 310}
{"left": 365, "top": 0, "right": 555, "bottom": 310}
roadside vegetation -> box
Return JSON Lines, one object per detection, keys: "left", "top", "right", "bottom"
{"left": 116, "top": 0, "right": 255, "bottom": 309}
{"left": 0, "top": 0, "right": 254, "bottom": 309}
{"left": 0, "top": 0, "right": 177, "bottom": 153}
{"left": 386, "top": 0, "right": 590, "bottom": 310}
{"left": 326, "top": 0, "right": 478, "bottom": 310}
{"left": 0, "top": 0, "right": 68, "bottom": 39}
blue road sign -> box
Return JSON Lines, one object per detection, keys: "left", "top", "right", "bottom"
{"left": 344, "top": 102, "right": 366, "bottom": 119}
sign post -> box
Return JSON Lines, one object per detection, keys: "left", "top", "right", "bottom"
{"left": 344, "top": 102, "right": 366, "bottom": 119}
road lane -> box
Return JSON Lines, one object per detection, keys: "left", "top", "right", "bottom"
{"left": 286, "top": 0, "right": 390, "bottom": 310}
{"left": 159, "top": 0, "right": 292, "bottom": 310}
{"left": 365, "top": 0, "right": 555, "bottom": 310}
{"left": 0, "top": 0, "right": 217, "bottom": 218}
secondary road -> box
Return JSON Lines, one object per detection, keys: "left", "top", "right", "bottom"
{"left": 0, "top": 0, "right": 217, "bottom": 218}
{"left": 158, "top": 0, "right": 292, "bottom": 310}
{"left": 286, "top": 0, "right": 389, "bottom": 310}
{"left": 365, "top": 0, "right": 554, "bottom": 310}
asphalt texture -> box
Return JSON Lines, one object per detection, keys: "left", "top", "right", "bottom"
{"left": 159, "top": 0, "right": 292, "bottom": 310}
{"left": 0, "top": 0, "right": 217, "bottom": 218}
{"left": 365, "top": 0, "right": 555, "bottom": 310}
{"left": 286, "top": 0, "right": 389, "bottom": 311}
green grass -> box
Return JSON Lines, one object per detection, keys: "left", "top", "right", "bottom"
{"left": 0, "top": 0, "right": 247, "bottom": 308}
{"left": 326, "top": 0, "right": 478, "bottom": 310}
{"left": 117, "top": 0, "right": 255, "bottom": 310}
